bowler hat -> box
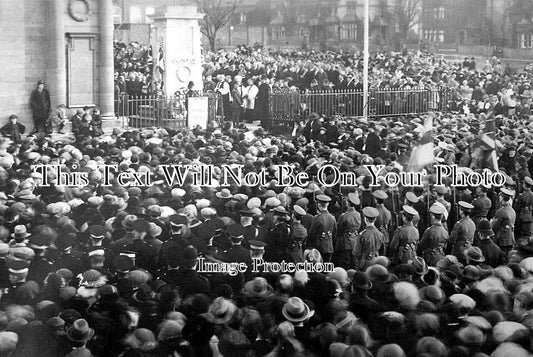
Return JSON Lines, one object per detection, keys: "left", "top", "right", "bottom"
{"left": 351, "top": 271, "right": 372, "bottom": 290}
{"left": 282, "top": 297, "right": 311, "bottom": 323}
{"left": 66, "top": 319, "right": 95, "bottom": 343}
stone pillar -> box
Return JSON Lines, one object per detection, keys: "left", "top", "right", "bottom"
{"left": 151, "top": 6, "right": 204, "bottom": 95}
{"left": 48, "top": 0, "right": 67, "bottom": 107}
{"left": 99, "top": 0, "right": 115, "bottom": 118}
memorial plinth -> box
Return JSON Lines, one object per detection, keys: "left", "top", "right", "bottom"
{"left": 151, "top": 6, "right": 205, "bottom": 95}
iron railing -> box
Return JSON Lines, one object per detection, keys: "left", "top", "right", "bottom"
{"left": 114, "top": 91, "right": 223, "bottom": 129}
{"left": 269, "top": 87, "right": 454, "bottom": 129}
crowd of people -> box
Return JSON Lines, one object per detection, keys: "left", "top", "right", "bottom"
{"left": 2, "top": 46, "right": 533, "bottom": 356}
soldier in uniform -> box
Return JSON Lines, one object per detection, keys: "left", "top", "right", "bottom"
{"left": 447, "top": 201, "right": 476, "bottom": 263}
{"left": 353, "top": 207, "right": 384, "bottom": 270}
{"left": 308, "top": 194, "right": 336, "bottom": 263}
{"left": 289, "top": 205, "right": 308, "bottom": 263}
{"left": 335, "top": 192, "right": 361, "bottom": 269}
{"left": 295, "top": 198, "right": 314, "bottom": 232}
{"left": 434, "top": 185, "right": 451, "bottom": 219}
{"left": 472, "top": 185, "right": 492, "bottom": 226}
{"left": 418, "top": 205, "right": 448, "bottom": 266}
{"left": 404, "top": 192, "right": 421, "bottom": 229}
{"left": 373, "top": 190, "right": 391, "bottom": 255}
{"left": 491, "top": 187, "right": 516, "bottom": 258}
{"left": 390, "top": 205, "right": 419, "bottom": 265}
{"left": 514, "top": 176, "right": 533, "bottom": 241}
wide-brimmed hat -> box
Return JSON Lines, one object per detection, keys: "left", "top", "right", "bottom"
{"left": 412, "top": 256, "right": 429, "bottom": 275}
{"left": 208, "top": 297, "right": 237, "bottom": 324}
{"left": 66, "top": 319, "right": 95, "bottom": 343}
{"left": 11, "top": 225, "right": 30, "bottom": 239}
{"left": 242, "top": 277, "right": 273, "bottom": 298}
{"left": 282, "top": 297, "right": 311, "bottom": 323}
{"left": 216, "top": 188, "right": 233, "bottom": 199}
{"left": 464, "top": 247, "right": 485, "bottom": 262}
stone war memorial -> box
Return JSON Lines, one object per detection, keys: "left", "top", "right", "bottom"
{"left": 1, "top": 0, "right": 118, "bottom": 130}
{"left": 0, "top": 0, "right": 205, "bottom": 131}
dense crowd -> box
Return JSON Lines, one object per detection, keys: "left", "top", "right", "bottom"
{"left": 2, "top": 47, "right": 533, "bottom": 356}
{"left": 114, "top": 41, "right": 155, "bottom": 98}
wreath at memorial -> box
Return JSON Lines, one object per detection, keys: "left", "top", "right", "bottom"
{"left": 68, "top": 0, "right": 91, "bottom": 22}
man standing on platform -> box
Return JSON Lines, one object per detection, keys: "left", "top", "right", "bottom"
{"left": 29, "top": 80, "right": 51, "bottom": 134}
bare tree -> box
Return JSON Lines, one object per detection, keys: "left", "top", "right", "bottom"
{"left": 194, "top": 0, "right": 242, "bottom": 51}
{"left": 394, "top": 0, "right": 421, "bottom": 35}
{"left": 279, "top": 0, "right": 303, "bottom": 37}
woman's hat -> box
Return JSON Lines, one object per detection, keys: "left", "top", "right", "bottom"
{"left": 464, "top": 247, "right": 485, "bottom": 262}
{"left": 282, "top": 297, "right": 311, "bottom": 323}
{"left": 66, "top": 319, "right": 95, "bottom": 343}
{"left": 242, "top": 277, "right": 273, "bottom": 298}
{"left": 208, "top": 297, "right": 237, "bottom": 324}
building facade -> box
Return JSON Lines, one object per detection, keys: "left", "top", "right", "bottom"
{"left": 0, "top": 0, "right": 116, "bottom": 130}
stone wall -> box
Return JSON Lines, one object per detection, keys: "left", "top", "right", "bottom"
{"left": 0, "top": 0, "right": 49, "bottom": 129}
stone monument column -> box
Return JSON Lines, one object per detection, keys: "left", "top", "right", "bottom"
{"left": 48, "top": 0, "right": 67, "bottom": 107}
{"left": 151, "top": 6, "right": 204, "bottom": 95}
{"left": 99, "top": 0, "right": 115, "bottom": 119}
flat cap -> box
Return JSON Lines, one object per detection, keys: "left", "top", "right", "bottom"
{"left": 458, "top": 201, "right": 474, "bottom": 210}
{"left": 293, "top": 205, "right": 306, "bottom": 216}
{"left": 402, "top": 205, "right": 418, "bottom": 216}
{"left": 227, "top": 224, "right": 244, "bottom": 238}
{"left": 88, "top": 225, "right": 107, "bottom": 238}
{"left": 500, "top": 187, "right": 515, "bottom": 197}
{"left": 372, "top": 190, "right": 388, "bottom": 200}
{"left": 405, "top": 192, "right": 418, "bottom": 204}
{"left": 434, "top": 186, "right": 447, "bottom": 195}
{"left": 273, "top": 206, "right": 288, "bottom": 215}
{"left": 169, "top": 214, "right": 188, "bottom": 226}
{"left": 6, "top": 260, "right": 29, "bottom": 274}
{"left": 249, "top": 240, "right": 266, "bottom": 250}
{"left": 362, "top": 207, "right": 379, "bottom": 218}
{"left": 429, "top": 204, "right": 446, "bottom": 215}
{"left": 316, "top": 194, "right": 331, "bottom": 202}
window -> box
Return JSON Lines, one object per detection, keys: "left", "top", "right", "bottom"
{"left": 113, "top": 3, "right": 122, "bottom": 24}
{"left": 145, "top": 6, "right": 155, "bottom": 23}
{"left": 240, "top": 12, "right": 247, "bottom": 24}
{"left": 438, "top": 30, "right": 444, "bottom": 42}
{"left": 273, "top": 26, "right": 285, "bottom": 39}
{"left": 521, "top": 34, "right": 533, "bottom": 48}
{"left": 129, "top": 6, "right": 142, "bottom": 23}
{"left": 346, "top": 23, "right": 356, "bottom": 39}
{"left": 299, "top": 27, "right": 309, "bottom": 38}
{"left": 435, "top": 7, "right": 444, "bottom": 19}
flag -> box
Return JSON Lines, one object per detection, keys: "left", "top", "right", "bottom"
{"left": 408, "top": 114, "right": 434, "bottom": 171}
{"left": 480, "top": 111, "right": 499, "bottom": 171}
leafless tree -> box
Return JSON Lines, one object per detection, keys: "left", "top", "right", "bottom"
{"left": 279, "top": 0, "right": 303, "bottom": 37}
{"left": 394, "top": 0, "right": 421, "bottom": 35}
{"left": 193, "top": 0, "right": 242, "bottom": 51}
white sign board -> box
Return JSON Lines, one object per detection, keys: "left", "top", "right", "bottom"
{"left": 187, "top": 96, "right": 208, "bottom": 129}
